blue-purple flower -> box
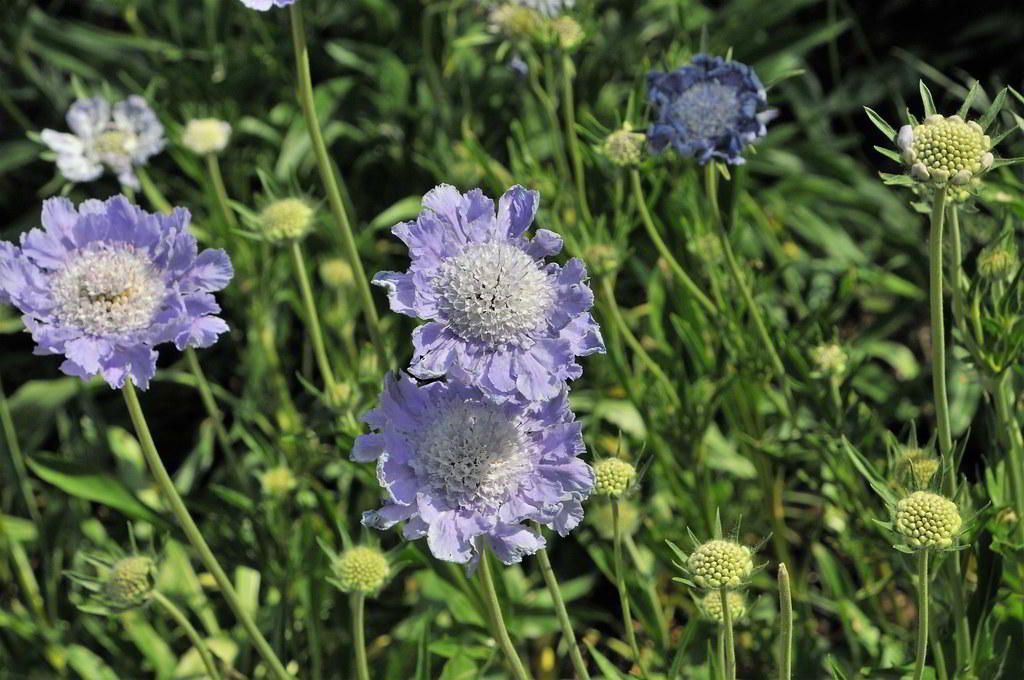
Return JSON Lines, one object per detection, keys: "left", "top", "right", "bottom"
{"left": 354, "top": 372, "right": 594, "bottom": 565}
{"left": 237, "top": 0, "right": 296, "bottom": 9}
{"left": 41, "top": 97, "right": 166, "bottom": 190}
{"left": 0, "top": 197, "right": 233, "bottom": 390}
{"left": 646, "top": 54, "right": 774, "bottom": 165}
{"left": 374, "top": 185, "right": 604, "bottom": 402}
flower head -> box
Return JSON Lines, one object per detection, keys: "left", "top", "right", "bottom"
{"left": 374, "top": 185, "right": 604, "bottom": 402}
{"left": 697, "top": 590, "right": 747, "bottom": 624}
{"left": 894, "top": 447, "right": 939, "bottom": 490}
{"left": 354, "top": 373, "right": 594, "bottom": 565}
{"left": 688, "top": 539, "right": 753, "bottom": 590}
{"left": 41, "top": 96, "right": 166, "bottom": 190}
{"left": 102, "top": 555, "right": 156, "bottom": 610}
{"left": 593, "top": 458, "right": 635, "bottom": 497}
{"left": 977, "top": 241, "right": 1018, "bottom": 280}
{"left": 258, "top": 198, "right": 315, "bottom": 243}
{"left": 895, "top": 491, "right": 962, "bottom": 550}
{"left": 601, "top": 125, "right": 646, "bottom": 167}
{"left": 810, "top": 342, "right": 848, "bottom": 378}
{"left": 489, "top": 4, "right": 544, "bottom": 40}
{"left": 646, "top": 54, "right": 773, "bottom": 165}
{"left": 237, "top": 0, "right": 296, "bottom": 9}
{"left": 897, "top": 115, "right": 993, "bottom": 185}
{"left": 333, "top": 546, "right": 391, "bottom": 593}
{"left": 0, "top": 197, "right": 233, "bottom": 390}
{"left": 181, "top": 118, "right": 232, "bottom": 156}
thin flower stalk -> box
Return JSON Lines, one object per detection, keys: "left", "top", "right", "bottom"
{"left": 287, "top": 4, "right": 387, "bottom": 370}
{"left": 0, "top": 371, "right": 41, "bottom": 524}
{"left": 351, "top": 592, "right": 370, "bottom": 680}
{"left": 121, "top": 381, "right": 294, "bottom": 680}
{"left": 778, "top": 564, "right": 793, "bottom": 680}
{"left": 929, "top": 188, "right": 953, "bottom": 459}
{"left": 535, "top": 543, "right": 591, "bottom": 680}
{"left": 478, "top": 547, "right": 532, "bottom": 680}
{"left": 136, "top": 167, "right": 173, "bottom": 216}
{"left": 613, "top": 499, "right": 648, "bottom": 679}
{"left": 624, "top": 534, "right": 669, "bottom": 651}
{"left": 993, "top": 372, "right": 1024, "bottom": 541}
{"left": 720, "top": 587, "right": 736, "bottom": 680}
{"left": 206, "top": 154, "right": 238, "bottom": 232}
{"left": 290, "top": 241, "right": 340, "bottom": 405}
{"left": 150, "top": 590, "right": 222, "bottom": 680}
{"left": 912, "top": 550, "right": 930, "bottom": 680}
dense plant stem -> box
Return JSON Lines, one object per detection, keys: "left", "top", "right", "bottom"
{"left": 560, "top": 53, "right": 592, "bottom": 225}
{"left": 912, "top": 550, "right": 929, "bottom": 680}
{"left": 720, "top": 587, "right": 736, "bottom": 680}
{"left": 183, "top": 348, "right": 243, "bottom": 483}
{"left": 121, "top": 382, "right": 294, "bottom": 680}
{"left": 205, "top": 154, "right": 238, "bottom": 232}
{"left": 994, "top": 372, "right": 1024, "bottom": 541}
{"left": 778, "top": 564, "right": 793, "bottom": 680}
{"left": 151, "top": 590, "right": 222, "bottom": 680}
{"left": 929, "top": 188, "right": 952, "bottom": 458}
{"left": 288, "top": 4, "right": 387, "bottom": 370}
{"left": 290, "top": 241, "right": 339, "bottom": 404}
{"left": 613, "top": 499, "right": 648, "bottom": 678}
{"left": 478, "top": 547, "right": 532, "bottom": 680}
{"left": 535, "top": 545, "right": 591, "bottom": 680}
{"left": 630, "top": 170, "right": 716, "bottom": 315}
{"left": 352, "top": 592, "right": 370, "bottom": 680}
{"left": 705, "top": 163, "right": 784, "bottom": 380}
{"left": 0, "top": 371, "right": 40, "bottom": 524}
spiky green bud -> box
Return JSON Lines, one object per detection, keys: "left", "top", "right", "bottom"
{"left": 319, "top": 257, "right": 354, "bottom": 288}
{"left": 258, "top": 198, "right": 315, "bottom": 243}
{"left": 334, "top": 546, "right": 391, "bottom": 593}
{"left": 697, "top": 590, "right": 747, "bottom": 624}
{"left": 688, "top": 539, "right": 753, "bottom": 590}
{"left": 601, "top": 125, "right": 646, "bottom": 167}
{"left": 103, "top": 556, "right": 155, "bottom": 610}
{"left": 898, "top": 115, "right": 993, "bottom": 185}
{"left": 895, "top": 491, "right": 962, "bottom": 549}
{"left": 594, "top": 458, "right": 635, "bottom": 497}
{"left": 894, "top": 448, "right": 939, "bottom": 489}
{"left": 977, "top": 244, "right": 1018, "bottom": 280}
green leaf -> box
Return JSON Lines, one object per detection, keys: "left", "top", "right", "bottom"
{"left": 919, "top": 80, "right": 937, "bottom": 117}
{"left": 958, "top": 80, "right": 982, "bottom": 119}
{"left": 863, "top": 107, "right": 897, "bottom": 141}
{"left": 980, "top": 88, "right": 1008, "bottom": 131}
{"left": 873, "top": 146, "right": 902, "bottom": 163}
{"left": 584, "top": 641, "right": 628, "bottom": 680}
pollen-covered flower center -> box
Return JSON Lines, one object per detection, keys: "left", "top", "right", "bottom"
{"left": 52, "top": 247, "right": 164, "bottom": 336}
{"left": 669, "top": 82, "right": 741, "bottom": 139}
{"left": 433, "top": 242, "right": 555, "bottom": 347}
{"left": 415, "top": 402, "right": 533, "bottom": 507}
{"left": 911, "top": 119, "right": 988, "bottom": 176}
{"left": 93, "top": 130, "right": 135, "bottom": 158}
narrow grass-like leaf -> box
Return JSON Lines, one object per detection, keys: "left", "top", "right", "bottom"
{"left": 979, "top": 88, "right": 1008, "bottom": 130}
{"left": 919, "top": 80, "right": 937, "bottom": 117}
{"left": 863, "top": 107, "right": 896, "bottom": 141}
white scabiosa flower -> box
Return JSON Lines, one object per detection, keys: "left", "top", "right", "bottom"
{"left": 181, "top": 118, "right": 232, "bottom": 156}
{"left": 41, "top": 96, "right": 166, "bottom": 190}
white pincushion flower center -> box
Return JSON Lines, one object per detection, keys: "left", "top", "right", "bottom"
{"left": 52, "top": 246, "right": 164, "bottom": 336}
{"left": 669, "top": 82, "right": 741, "bottom": 139}
{"left": 92, "top": 130, "right": 136, "bottom": 160}
{"left": 433, "top": 242, "right": 555, "bottom": 348}
{"left": 415, "top": 402, "right": 533, "bottom": 506}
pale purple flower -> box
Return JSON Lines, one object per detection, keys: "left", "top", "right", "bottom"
{"left": 354, "top": 372, "right": 594, "bottom": 565}
{"left": 0, "top": 197, "right": 233, "bottom": 390}
{"left": 237, "top": 0, "right": 296, "bottom": 9}
{"left": 374, "top": 185, "right": 605, "bottom": 402}
{"left": 40, "top": 96, "right": 166, "bottom": 190}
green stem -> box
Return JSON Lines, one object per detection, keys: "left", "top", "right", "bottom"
{"left": 949, "top": 205, "right": 966, "bottom": 333}
{"left": 121, "top": 382, "right": 294, "bottom": 680}
{"left": 912, "top": 550, "right": 929, "bottom": 680}
{"left": 630, "top": 170, "right": 717, "bottom": 315}
{"left": 535, "top": 544, "right": 591, "bottom": 680}
{"left": 623, "top": 534, "right": 669, "bottom": 652}
{"left": 0, "top": 371, "right": 41, "bottom": 525}
{"left": 527, "top": 54, "right": 570, "bottom": 183}
{"left": 929, "top": 188, "right": 952, "bottom": 459}
{"left": 705, "top": 163, "right": 784, "bottom": 380}
{"left": 560, "top": 53, "right": 592, "bottom": 225}
{"left": 717, "top": 625, "right": 726, "bottom": 680}
{"left": 303, "top": 579, "right": 323, "bottom": 680}
{"left": 290, "top": 241, "right": 339, "bottom": 405}
{"left": 720, "top": 587, "right": 736, "bottom": 680}
{"left": 478, "top": 546, "right": 532, "bottom": 680}
{"left": 205, "top": 154, "right": 238, "bottom": 232}
{"left": 136, "top": 167, "right": 173, "bottom": 215}
{"left": 183, "top": 348, "right": 244, "bottom": 485}
{"left": 994, "top": 372, "right": 1024, "bottom": 542}
{"left": 778, "top": 564, "right": 793, "bottom": 680}
{"left": 613, "top": 499, "right": 647, "bottom": 678}
{"left": 352, "top": 592, "right": 370, "bottom": 680}
{"left": 151, "top": 590, "right": 222, "bottom": 680}
{"left": 288, "top": 4, "right": 387, "bottom": 371}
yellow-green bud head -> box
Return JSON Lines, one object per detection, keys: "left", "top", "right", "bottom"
{"left": 602, "top": 126, "right": 646, "bottom": 167}
{"left": 688, "top": 539, "right": 753, "bottom": 589}
{"left": 319, "top": 257, "right": 354, "bottom": 288}
{"left": 894, "top": 447, "right": 940, "bottom": 489}
{"left": 258, "top": 198, "right": 315, "bottom": 243}
{"left": 489, "top": 5, "right": 543, "bottom": 40}
{"left": 260, "top": 465, "right": 297, "bottom": 497}
{"left": 810, "top": 343, "right": 848, "bottom": 377}
{"left": 898, "top": 116, "right": 993, "bottom": 185}
{"left": 551, "top": 16, "right": 585, "bottom": 49}
{"left": 895, "top": 491, "right": 962, "bottom": 549}
{"left": 697, "top": 590, "right": 746, "bottom": 624}
{"left": 584, "top": 243, "right": 622, "bottom": 277}
{"left": 977, "top": 244, "right": 1018, "bottom": 280}
{"left": 334, "top": 546, "right": 391, "bottom": 593}
{"left": 103, "top": 556, "right": 155, "bottom": 610}
{"left": 181, "top": 118, "right": 232, "bottom": 156}
{"left": 593, "top": 458, "right": 635, "bottom": 497}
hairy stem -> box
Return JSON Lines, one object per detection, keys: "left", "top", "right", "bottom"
{"left": 778, "top": 564, "right": 793, "bottom": 680}
{"left": 352, "top": 592, "right": 370, "bottom": 680}
{"left": 205, "top": 154, "right": 238, "bottom": 233}
{"left": 535, "top": 544, "right": 591, "bottom": 680}
{"left": 929, "top": 188, "right": 952, "bottom": 459}
{"left": 994, "top": 372, "right": 1024, "bottom": 542}
{"left": 720, "top": 587, "right": 736, "bottom": 680}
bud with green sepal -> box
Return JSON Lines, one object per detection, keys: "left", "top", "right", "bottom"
{"left": 696, "top": 589, "right": 747, "bottom": 624}
{"left": 65, "top": 528, "right": 158, "bottom": 615}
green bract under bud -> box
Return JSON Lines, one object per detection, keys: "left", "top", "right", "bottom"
{"left": 697, "top": 590, "right": 746, "bottom": 624}
{"left": 895, "top": 491, "right": 962, "bottom": 549}
{"left": 977, "top": 244, "right": 1018, "bottom": 280}
{"left": 810, "top": 342, "right": 848, "bottom": 378}
{"left": 334, "top": 546, "right": 391, "bottom": 593}
{"left": 688, "top": 539, "right": 753, "bottom": 589}
{"left": 602, "top": 125, "right": 646, "bottom": 167}
{"left": 894, "top": 447, "right": 939, "bottom": 489}
{"left": 103, "top": 556, "right": 155, "bottom": 610}
{"left": 258, "top": 198, "right": 315, "bottom": 243}
{"left": 488, "top": 5, "right": 543, "bottom": 40}
{"left": 594, "top": 458, "right": 635, "bottom": 497}
{"left": 181, "top": 118, "right": 232, "bottom": 156}
{"left": 898, "top": 115, "right": 993, "bottom": 186}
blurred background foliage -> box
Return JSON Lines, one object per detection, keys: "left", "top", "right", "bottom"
{"left": 2, "top": 1, "right": 1024, "bottom": 679}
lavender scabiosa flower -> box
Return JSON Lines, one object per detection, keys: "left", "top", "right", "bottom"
{"left": 374, "top": 185, "right": 604, "bottom": 401}
{"left": 237, "top": 0, "right": 296, "bottom": 9}
{"left": 354, "top": 373, "right": 594, "bottom": 565}
{"left": 0, "top": 197, "right": 233, "bottom": 390}
{"left": 646, "top": 54, "right": 774, "bottom": 165}
{"left": 40, "top": 97, "right": 166, "bottom": 190}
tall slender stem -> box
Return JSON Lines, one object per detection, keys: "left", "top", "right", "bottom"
{"left": 912, "top": 550, "right": 930, "bottom": 680}
{"left": 613, "top": 499, "right": 647, "bottom": 678}
{"left": 136, "top": 168, "right": 173, "bottom": 215}
{"left": 0, "top": 371, "right": 41, "bottom": 524}
{"left": 151, "top": 590, "right": 222, "bottom": 680}
{"left": 121, "top": 382, "right": 294, "bottom": 680}
{"left": 352, "top": 592, "right": 370, "bottom": 680}
{"left": 949, "top": 205, "right": 966, "bottom": 332}
{"left": 206, "top": 154, "right": 238, "bottom": 232}
{"left": 535, "top": 544, "right": 591, "bottom": 680}
{"left": 777, "top": 564, "right": 793, "bottom": 680}
{"left": 623, "top": 534, "right": 669, "bottom": 651}
{"left": 630, "top": 170, "right": 717, "bottom": 315}
{"left": 478, "top": 547, "right": 532, "bottom": 680}
{"left": 720, "top": 587, "right": 736, "bottom": 680}
{"left": 288, "top": 4, "right": 387, "bottom": 370}
{"left": 560, "top": 53, "right": 592, "bottom": 225}
{"left": 929, "top": 188, "right": 952, "bottom": 458}
{"left": 290, "top": 241, "right": 339, "bottom": 405}
{"left": 994, "top": 372, "right": 1024, "bottom": 541}
{"left": 183, "top": 348, "right": 243, "bottom": 484}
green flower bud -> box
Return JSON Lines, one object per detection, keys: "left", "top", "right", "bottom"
{"left": 593, "top": 458, "right": 635, "bottom": 497}
{"left": 584, "top": 243, "right": 622, "bottom": 277}
{"left": 697, "top": 590, "right": 746, "bottom": 624}
{"left": 258, "top": 198, "right": 315, "bottom": 243}
{"left": 260, "top": 465, "right": 297, "bottom": 497}
{"left": 181, "top": 118, "right": 232, "bottom": 156}
{"left": 810, "top": 343, "right": 848, "bottom": 377}
{"left": 103, "top": 555, "right": 155, "bottom": 610}
{"left": 334, "top": 546, "right": 391, "bottom": 593}
{"left": 489, "top": 5, "right": 543, "bottom": 40}
{"left": 894, "top": 447, "right": 939, "bottom": 489}
{"left": 898, "top": 116, "right": 993, "bottom": 185}
{"left": 977, "top": 243, "right": 1018, "bottom": 280}
{"left": 601, "top": 125, "right": 646, "bottom": 167}
{"left": 688, "top": 539, "right": 753, "bottom": 589}
{"left": 319, "top": 257, "right": 354, "bottom": 288}
{"left": 551, "top": 16, "right": 584, "bottom": 50}
{"left": 895, "top": 491, "right": 962, "bottom": 549}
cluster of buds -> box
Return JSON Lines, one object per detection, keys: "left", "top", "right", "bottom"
{"left": 687, "top": 539, "right": 754, "bottom": 589}
{"left": 696, "top": 589, "right": 747, "bottom": 624}
{"left": 894, "top": 491, "right": 963, "bottom": 550}
{"left": 893, "top": 446, "right": 940, "bottom": 490}
{"left": 897, "top": 114, "right": 993, "bottom": 186}
{"left": 332, "top": 546, "right": 391, "bottom": 594}
{"left": 67, "top": 550, "right": 158, "bottom": 614}
{"left": 488, "top": 3, "right": 584, "bottom": 50}
{"left": 181, "top": 118, "right": 232, "bottom": 156}
{"left": 593, "top": 458, "right": 636, "bottom": 498}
